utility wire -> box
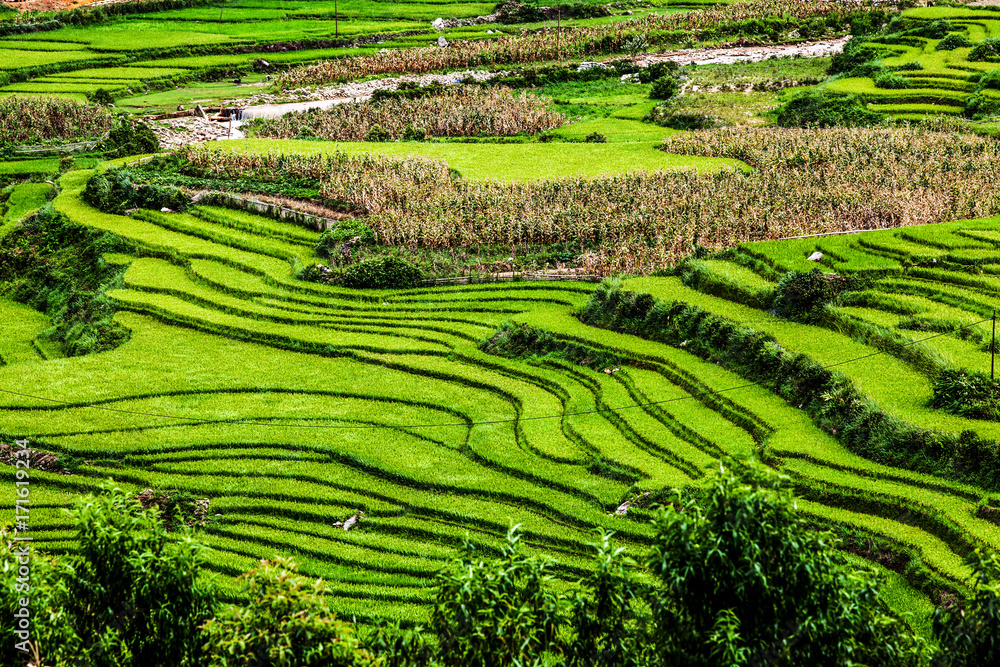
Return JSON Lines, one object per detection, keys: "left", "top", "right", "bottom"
{"left": 0, "top": 317, "right": 992, "bottom": 431}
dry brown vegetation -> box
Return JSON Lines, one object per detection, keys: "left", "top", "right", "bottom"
{"left": 243, "top": 88, "right": 567, "bottom": 141}
{"left": 176, "top": 122, "right": 1000, "bottom": 274}
{"left": 0, "top": 96, "right": 115, "bottom": 145}
{"left": 277, "top": 0, "right": 889, "bottom": 89}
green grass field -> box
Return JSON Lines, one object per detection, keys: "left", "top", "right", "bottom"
{"left": 211, "top": 137, "right": 746, "bottom": 180}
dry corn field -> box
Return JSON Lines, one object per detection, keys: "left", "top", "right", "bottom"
{"left": 176, "top": 123, "right": 1000, "bottom": 274}
{"left": 242, "top": 88, "right": 568, "bottom": 141}
{"left": 0, "top": 96, "right": 115, "bottom": 145}
{"left": 277, "top": 0, "right": 890, "bottom": 88}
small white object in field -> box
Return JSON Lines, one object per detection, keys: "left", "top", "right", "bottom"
{"left": 438, "top": 36, "right": 449, "bottom": 48}
{"left": 432, "top": 18, "right": 446, "bottom": 31}
{"left": 807, "top": 251, "right": 824, "bottom": 261}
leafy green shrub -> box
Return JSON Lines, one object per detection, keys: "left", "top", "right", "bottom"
{"left": 624, "top": 34, "right": 649, "bottom": 58}
{"left": 101, "top": 118, "right": 159, "bottom": 158}
{"left": 896, "top": 60, "right": 924, "bottom": 71}
{"left": 430, "top": 526, "right": 562, "bottom": 667}
{"left": 772, "top": 268, "right": 863, "bottom": 322}
{"left": 339, "top": 255, "right": 423, "bottom": 289}
{"left": 66, "top": 484, "right": 215, "bottom": 667}
{"left": 0, "top": 484, "right": 216, "bottom": 666}
{"left": 974, "top": 69, "right": 1000, "bottom": 90}
{"left": 970, "top": 37, "right": 1000, "bottom": 62}
{"left": 584, "top": 131, "right": 607, "bottom": 143}
{"left": 964, "top": 93, "right": 1000, "bottom": 120}
{"left": 931, "top": 368, "right": 1000, "bottom": 421}
{"left": 775, "top": 90, "right": 881, "bottom": 128}
{"left": 637, "top": 61, "right": 679, "bottom": 84}
{"left": 201, "top": 557, "right": 372, "bottom": 666}
{"left": 909, "top": 19, "right": 954, "bottom": 40}
{"left": 644, "top": 104, "right": 722, "bottom": 130}
{"left": 83, "top": 168, "right": 190, "bottom": 215}
{"left": 936, "top": 32, "right": 972, "bottom": 51}
{"left": 315, "top": 221, "right": 376, "bottom": 257}
{"left": 644, "top": 463, "right": 924, "bottom": 665}
{"left": 90, "top": 87, "right": 115, "bottom": 106}
{"left": 964, "top": 69, "right": 1000, "bottom": 119}
{"left": 363, "top": 622, "right": 434, "bottom": 667}
{"left": 932, "top": 550, "right": 1000, "bottom": 666}
{"left": 874, "top": 71, "right": 911, "bottom": 89}
{"left": 0, "top": 207, "right": 132, "bottom": 356}
{"left": 649, "top": 75, "right": 679, "bottom": 100}
{"left": 401, "top": 123, "right": 427, "bottom": 141}
{"left": 366, "top": 125, "right": 393, "bottom": 142}
{"left": 0, "top": 530, "right": 76, "bottom": 667}
{"left": 828, "top": 37, "right": 884, "bottom": 77}
{"left": 564, "top": 530, "right": 646, "bottom": 667}
{"left": 493, "top": 0, "right": 543, "bottom": 24}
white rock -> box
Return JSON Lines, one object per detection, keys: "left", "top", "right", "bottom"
{"left": 620, "top": 73, "right": 640, "bottom": 83}
{"left": 807, "top": 251, "right": 824, "bottom": 261}
{"left": 432, "top": 18, "right": 446, "bottom": 31}
{"left": 437, "top": 36, "right": 449, "bottom": 48}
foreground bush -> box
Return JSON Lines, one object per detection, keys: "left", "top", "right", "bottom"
{"left": 643, "top": 465, "right": 924, "bottom": 666}
{"left": 969, "top": 37, "right": 1000, "bottom": 63}
{"left": 0, "top": 484, "right": 214, "bottom": 667}
{"left": 243, "top": 88, "right": 567, "bottom": 141}
{"left": 431, "top": 527, "right": 562, "bottom": 666}
{"left": 10, "top": 465, "right": 1000, "bottom": 664}
{"left": 932, "top": 550, "right": 1000, "bottom": 666}
{"left": 200, "top": 558, "right": 372, "bottom": 666}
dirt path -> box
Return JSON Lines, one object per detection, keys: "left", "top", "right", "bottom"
{"left": 636, "top": 36, "right": 849, "bottom": 67}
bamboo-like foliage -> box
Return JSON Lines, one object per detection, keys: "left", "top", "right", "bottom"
{"left": 0, "top": 96, "right": 115, "bottom": 145}
{"left": 176, "top": 122, "right": 1000, "bottom": 275}
{"left": 243, "top": 88, "right": 567, "bottom": 140}
{"left": 277, "top": 0, "right": 889, "bottom": 88}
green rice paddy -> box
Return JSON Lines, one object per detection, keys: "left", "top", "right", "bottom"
{"left": 211, "top": 137, "right": 746, "bottom": 180}
{"left": 825, "top": 5, "right": 1000, "bottom": 119}
{"left": 2, "top": 166, "right": 1000, "bottom": 631}
{"left": 5, "top": 0, "right": 1000, "bottom": 639}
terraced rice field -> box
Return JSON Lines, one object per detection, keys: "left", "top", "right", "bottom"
{"left": 0, "top": 0, "right": 694, "bottom": 103}
{"left": 0, "top": 0, "right": 494, "bottom": 102}
{"left": 4, "top": 167, "right": 1000, "bottom": 629}
{"left": 826, "top": 5, "right": 1000, "bottom": 119}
